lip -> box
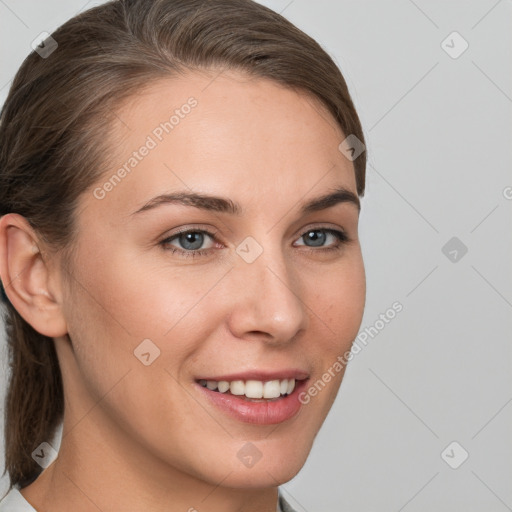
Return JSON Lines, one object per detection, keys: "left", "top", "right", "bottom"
{"left": 196, "top": 369, "right": 310, "bottom": 382}
{"left": 196, "top": 377, "right": 309, "bottom": 425}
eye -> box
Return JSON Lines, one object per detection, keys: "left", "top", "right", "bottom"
{"left": 160, "top": 228, "right": 217, "bottom": 258}
{"left": 170, "top": 231, "right": 214, "bottom": 251}
{"left": 159, "top": 226, "right": 350, "bottom": 259}
{"left": 294, "top": 228, "right": 348, "bottom": 250}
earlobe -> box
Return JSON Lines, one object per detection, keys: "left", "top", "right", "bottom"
{"left": 0, "top": 213, "right": 68, "bottom": 337}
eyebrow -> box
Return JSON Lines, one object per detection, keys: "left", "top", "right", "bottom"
{"left": 131, "top": 186, "right": 360, "bottom": 217}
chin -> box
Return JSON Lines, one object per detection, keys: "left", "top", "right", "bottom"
{"left": 212, "top": 435, "right": 314, "bottom": 489}
{"left": 220, "top": 459, "right": 308, "bottom": 489}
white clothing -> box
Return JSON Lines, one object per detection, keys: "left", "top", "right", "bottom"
{"left": 0, "top": 485, "right": 296, "bottom": 511}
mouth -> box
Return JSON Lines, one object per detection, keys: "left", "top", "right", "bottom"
{"left": 195, "top": 373, "right": 309, "bottom": 425}
{"left": 198, "top": 378, "right": 297, "bottom": 402}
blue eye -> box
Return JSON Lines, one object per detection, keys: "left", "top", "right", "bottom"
{"left": 296, "top": 228, "right": 348, "bottom": 248}
{"left": 160, "top": 229, "right": 216, "bottom": 258}
{"left": 173, "top": 231, "right": 211, "bottom": 251}
{"left": 160, "top": 227, "right": 349, "bottom": 259}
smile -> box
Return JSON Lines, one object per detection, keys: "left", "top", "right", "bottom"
{"left": 198, "top": 378, "right": 296, "bottom": 400}
{"left": 196, "top": 374, "right": 309, "bottom": 425}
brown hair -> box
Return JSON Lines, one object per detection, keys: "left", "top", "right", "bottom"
{"left": 0, "top": 0, "right": 366, "bottom": 491}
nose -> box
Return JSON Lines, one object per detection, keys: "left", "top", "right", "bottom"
{"left": 226, "top": 242, "right": 309, "bottom": 345}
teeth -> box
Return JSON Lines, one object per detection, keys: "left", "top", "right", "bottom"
{"left": 263, "top": 380, "right": 281, "bottom": 399}
{"left": 217, "top": 381, "right": 230, "bottom": 393}
{"left": 200, "top": 378, "right": 297, "bottom": 399}
{"left": 230, "top": 380, "right": 245, "bottom": 396}
{"left": 245, "top": 380, "right": 263, "bottom": 398}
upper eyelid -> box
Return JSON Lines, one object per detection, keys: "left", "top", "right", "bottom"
{"left": 161, "top": 226, "right": 217, "bottom": 242}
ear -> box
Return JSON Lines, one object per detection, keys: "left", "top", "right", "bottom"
{"left": 0, "top": 213, "right": 68, "bottom": 337}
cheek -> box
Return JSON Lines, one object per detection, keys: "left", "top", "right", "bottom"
{"left": 62, "top": 247, "right": 233, "bottom": 390}
{"left": 307, "top": 254, "right": 365, "bottom": 399}
{"left": 69, "top": 243, "right": 221, "bottom": 335}
{"left": 314, "top": 255, "right": 366, "bottom": 349}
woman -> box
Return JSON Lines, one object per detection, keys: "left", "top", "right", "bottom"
{"left": 0, "top": 0, "right": 367, "bottom": 510}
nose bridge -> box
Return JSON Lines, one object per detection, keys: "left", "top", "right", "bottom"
{"left": 227, "top": 235, "right": 308, "bottom": 342}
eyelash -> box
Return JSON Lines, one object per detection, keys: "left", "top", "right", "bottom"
{"left": 159, "top": 226, "right": 350, "bottom": 259}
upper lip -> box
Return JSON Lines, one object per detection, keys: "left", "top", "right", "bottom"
{"left": 196, "top": 369, "right": 310, "bottom": 382}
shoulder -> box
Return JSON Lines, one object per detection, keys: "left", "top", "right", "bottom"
{"left": 0, "top": 487, "right": 37, "bottom": 512}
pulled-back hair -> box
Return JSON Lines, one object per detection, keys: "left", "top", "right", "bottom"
{"left": 0, "top": 0, "right": 366, "bottom": 491}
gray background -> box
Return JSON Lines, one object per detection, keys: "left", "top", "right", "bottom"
{"left": 1, "top": 1, "right": 511, "bottom": 510}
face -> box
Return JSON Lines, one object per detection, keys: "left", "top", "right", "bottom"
{"left": 57, "top": 70, "right": 366, "bottom": 488}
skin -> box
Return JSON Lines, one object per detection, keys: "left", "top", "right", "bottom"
{"left": 0, "top": 70, "right": 366, "bottom": 512}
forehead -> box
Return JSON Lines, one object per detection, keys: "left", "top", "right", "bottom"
{"left": 84, "top": 70, "right": 357, "bottom": 220}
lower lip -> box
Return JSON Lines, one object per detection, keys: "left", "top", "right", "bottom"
{"left": 197, "top": 380, "right": 308, "bottom": 425}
